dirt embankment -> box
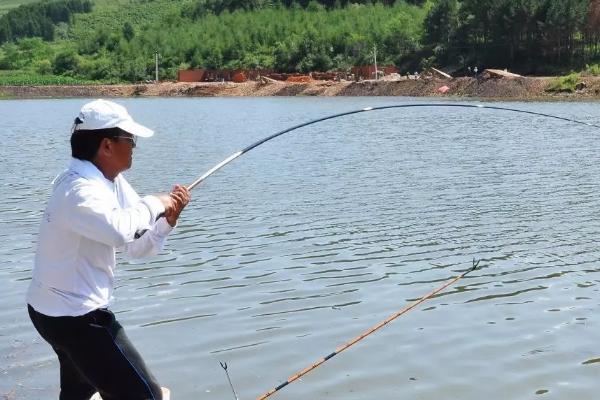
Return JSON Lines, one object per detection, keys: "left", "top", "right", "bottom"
{"left": 3, "top": 76, "right": 600, "bottom": 99}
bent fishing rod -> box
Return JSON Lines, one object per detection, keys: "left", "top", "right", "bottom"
{"left": 255, "top": 259, "right": 481, "bottom": 400}
{"left": 186, "top": 104, "right": 598, "bottom": 399}
{"left": 186, "top": 102, "right": 600, "bottom": 190}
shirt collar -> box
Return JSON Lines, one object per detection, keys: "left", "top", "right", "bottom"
{"left": 69, "top": 157, "right": 116, "bottom": 192}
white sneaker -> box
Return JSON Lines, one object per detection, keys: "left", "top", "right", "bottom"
{"left": 90, "top": 386, "right": 170, "bottom": 400}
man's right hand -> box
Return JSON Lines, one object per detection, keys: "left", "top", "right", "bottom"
{"left": 155, "top": 185, "right": 191, "bottom": 226}
{"left": 156, "top": 193, "right": 174, "bottom": 212}
{"left": 164, "top": 185, "right": 191, "bottom": 226}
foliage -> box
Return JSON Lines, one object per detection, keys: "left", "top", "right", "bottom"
{"left": 52, "top": 48, "right": 80, "bottom": 74}
{"left": 583, "top": 63, "right": 600, "bottom": 76}
{"left": 422, "top": 0, "right": 592, "bottom": 74}
{"left": 181, "top": 0, "right": 400, "bottom": 18}
{"left": 0, "top": 0, "right": 92, "bottom": 43}
{"left": 122, "top": 21, "right": 134, "bottom": 42}
{"left": 0, "top": 37, "right": 53, "bottom": 69}
{"left": 546, "top": 72, "right": 582, "bottom": 92}
{"left": 1, "top": 0, "right": 600, "bottom": 83}
{"left": 0, "top": 69, "right": 99, "bottom": 85}
{"left": 66, "top": 0, "right": 426, "bottom": 81}
{"left": 0, "top": 0, "right": 42, "bottom": 17}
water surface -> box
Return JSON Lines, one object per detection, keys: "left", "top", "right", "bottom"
{"left": 2, "top": 97, "right": 600, "bottom": 400}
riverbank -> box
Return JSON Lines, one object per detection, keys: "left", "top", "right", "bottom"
{"left": 2, "top": 75, "right": 600, "bottom": 99}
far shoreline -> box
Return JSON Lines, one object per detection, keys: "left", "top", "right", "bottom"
{"left": 2, "top": 76, "right": 600, "bottom": 101}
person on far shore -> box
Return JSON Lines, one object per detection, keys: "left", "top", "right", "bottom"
{"left": 26, "top": 99, "right": 190, "bottom": 400}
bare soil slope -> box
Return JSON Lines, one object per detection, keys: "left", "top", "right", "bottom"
{"left": 3, "top": 76, "right": 600, "bottom": 100}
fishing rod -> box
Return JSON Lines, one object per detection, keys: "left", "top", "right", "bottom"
{"left": 186, "top": 102, "right": 600, "bottom": 190}
{"left": 255, "top": 259, "right": 481, "bottom": 400}
{"left": 190, "top": 104, "right": 596, "bottom": 398}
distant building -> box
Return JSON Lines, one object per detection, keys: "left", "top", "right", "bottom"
{"left": 350, "top": 65, "right": 399, "bottom": 81}
{"left": 177, "top": 69, "right": 271, "bottom": 82}
{"left": 177, "top": 69, "right": 206, "bottom": 82}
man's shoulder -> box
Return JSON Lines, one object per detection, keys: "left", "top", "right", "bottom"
{"left": 54, "top": 169, "right": 111, "bottom": 200}
{"left": 52, "top": 169, "right": 80, "bottom": 188}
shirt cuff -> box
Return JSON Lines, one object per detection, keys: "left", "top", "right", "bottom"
{"left": 141, "top": 195, "right": 166, "bottom": 222}
{"left": 156, "top": 216, "right": 174, "bottom": 235}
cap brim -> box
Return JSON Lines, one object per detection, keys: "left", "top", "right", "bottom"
{"left": 117, "top": 119, "right": 154, "bottom": 137}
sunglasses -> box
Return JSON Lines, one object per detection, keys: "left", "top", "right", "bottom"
{"left": 113, "top": 135, "right": 137, "bottom": 148}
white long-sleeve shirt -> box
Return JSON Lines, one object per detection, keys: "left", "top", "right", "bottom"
{"left": 27, "top": 158, "right": 173, "bottom": 317}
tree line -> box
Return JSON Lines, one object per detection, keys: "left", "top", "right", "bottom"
{"left": 0, "top": 0, "right": 599, "bottom": 82}
{"left": 423, "top": 0, "right": 594, "bottom": 74}
{"left": 181, "top": 0, "right": 424, "bottom": 19}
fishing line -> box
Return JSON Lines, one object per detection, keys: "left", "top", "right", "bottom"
{"left": 186, "top": 102, "right": 600, "bottom": 190}
{"left": 220, "top": 361, "right": 240, "bottom": 400}
{"left": 184, "top": 103, "right": 598, "bottom": 399}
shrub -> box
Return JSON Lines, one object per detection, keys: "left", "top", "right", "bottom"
{"left": 35, "top": 59, "right": 53, "bottom": 75}
{"left": 583, "top": 64, "right": 600, "bottom": 76}
{"left": 53, "top": 50, "right": 80, "bottom": 75}
{"left": 546, "top": 72, "right": 581, "bottom": 93}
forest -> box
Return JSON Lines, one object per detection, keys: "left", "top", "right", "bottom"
{"left": 0, "top": 0, "right": 598, "bottom": 83}
{"left": 0, "top": 0, "right": 92, "bottom": 42}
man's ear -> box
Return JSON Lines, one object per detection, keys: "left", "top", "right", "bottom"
{"left": 97, "top": 137, "right": 113, "bottom": 159}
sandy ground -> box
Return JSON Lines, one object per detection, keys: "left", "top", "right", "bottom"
{"left": 2, "top": 76, "right": 600, "bottom": 100}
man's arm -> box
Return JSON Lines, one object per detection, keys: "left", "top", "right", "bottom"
{"left": 125, "top": 185, "right": 190, "bottom": 259}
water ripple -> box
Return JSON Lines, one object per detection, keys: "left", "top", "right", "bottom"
{"left": 5, "top": 99, "right": 600, "bottom": 400}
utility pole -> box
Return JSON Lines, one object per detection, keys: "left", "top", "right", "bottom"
{"left": 373, "top": 44, "right": 378, "bottom": 80}
{"left": 155, "top": 51, "right": 159, "bottom": 83}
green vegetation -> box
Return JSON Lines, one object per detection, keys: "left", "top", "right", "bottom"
{"left": 546, "top": 73, "right": 582, "bottom": 93}
{"left": 0, "top": 0, "right": 598, "bottom": 84}
{"left": 422, "top": 0, "right": 593, "bottom": 74}
{"left": 0, "top": 0, "right": 92, "bottom": 42}
{"left": 0, "top": 69, "right": 98, "bottom": 84}
{"left": 584, "top": 64, "right": 600, "bottom": 76}
{"left": 0, "top": 0, "right": 42, "bottom": 16}
{"left": 0, "top": 0, "right": 426, "bottom": 83}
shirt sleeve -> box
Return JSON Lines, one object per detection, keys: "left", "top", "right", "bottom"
{"left": 125, "top": 217, "right": 174, "bottom": 259}
{"left": 66, "top": 180, "right": 165, "bottom": 247}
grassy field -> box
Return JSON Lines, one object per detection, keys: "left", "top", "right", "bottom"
{"left": 0, "top": 0, "right": 42, "bottom": 15}
{"left": 0, "top": 70, "right": 100, "bottom": 85}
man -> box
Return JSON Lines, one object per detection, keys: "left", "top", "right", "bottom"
{"left": 26, "top": 99, "right": 190, "bottom": 400}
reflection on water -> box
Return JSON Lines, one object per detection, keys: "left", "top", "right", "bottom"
{"left": 2, "top": 98, "right": 600, "bottom": 400}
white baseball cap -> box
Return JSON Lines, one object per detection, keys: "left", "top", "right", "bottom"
{"left": 74, "top": 99, "right": 154, "bottom": 137}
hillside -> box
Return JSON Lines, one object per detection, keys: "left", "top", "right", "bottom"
{"left": 69, "top": 0, "right": 180, "bottom": 42}
{"left": 0, "top": 0, "right": 427, "bottom": 83}
{"left": 0, "top": 0, "right": 40, "bottom": 16}
{"left": 0, "top": 0, "right": 599, "bottom": 85}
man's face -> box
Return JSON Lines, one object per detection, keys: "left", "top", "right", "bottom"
{"left": 109, "top": 133, "right": 136, "bottom": 172}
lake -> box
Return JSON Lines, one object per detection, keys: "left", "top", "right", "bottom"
{"left": 2, "top": 97, "right": 600, "bottom": 400}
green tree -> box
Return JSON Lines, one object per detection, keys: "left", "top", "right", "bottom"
{"left": 53, "top": 50, "right": 80, "bottom": 75}
{"left": 123, "top": 22, "right": 135, "bottom": 42}
{"left": 0, "top": 43, "right": 19, "bottom": 69}
{"left": 424, "top": 0, "right": 458, "bottom": 46}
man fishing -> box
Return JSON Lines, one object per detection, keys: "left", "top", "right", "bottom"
{"left": 26, "top": 99, "right": 190, "bottom": 400}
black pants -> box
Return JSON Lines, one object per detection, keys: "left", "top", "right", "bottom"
{"left": 28, "top": 305, "right": 162, "bottom": 400}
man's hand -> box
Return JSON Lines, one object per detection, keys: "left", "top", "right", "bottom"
{"left": 164, "top": 184, "right": 191, "bottom": 227}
